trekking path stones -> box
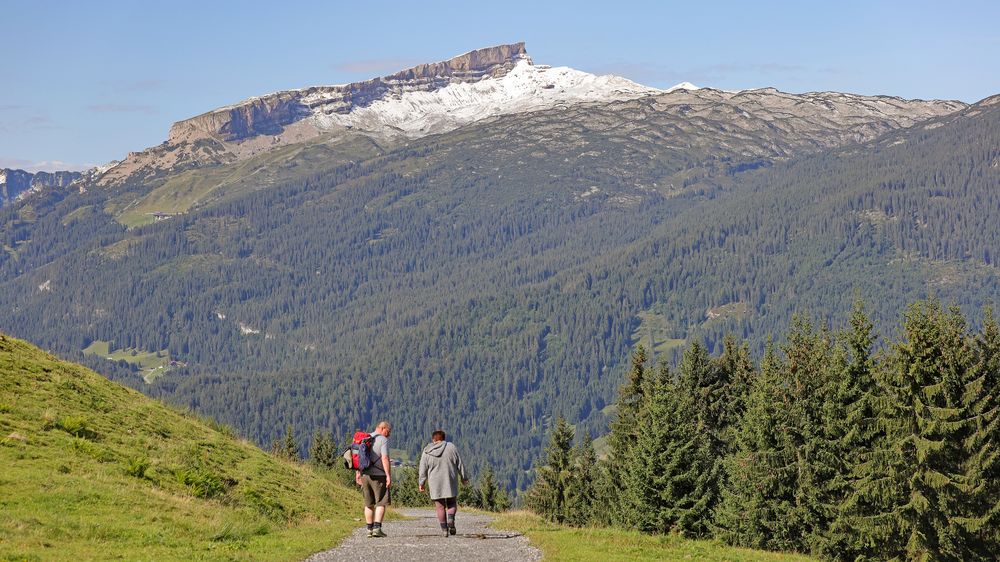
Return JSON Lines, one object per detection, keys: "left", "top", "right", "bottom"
{"left": 305, "top": 507, "right": 542, "bottom": 562}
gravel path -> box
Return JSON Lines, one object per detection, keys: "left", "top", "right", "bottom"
{"left": 305, "top": 508, "right": 542, "bottom": 562}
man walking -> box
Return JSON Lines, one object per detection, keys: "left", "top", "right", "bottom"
{"left": 357, "top": 421, "right": 392, "bottom": 538}
{"left": 418, "top": 429, "right": 468, "bottom": 537}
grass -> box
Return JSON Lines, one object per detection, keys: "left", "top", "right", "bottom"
{"left": 0, "top": 333, "right": 362, "bottom": 561}
{"left": 631, "top": 310, "right": 686, "bottom": 356}
{"left": 115, "top": 133, "right": 385, "bottom": 228}
{"left": 495, "top": 511, "right": 814, "bottom": 562}
{"left": 81, "top": 340, "right": 172, "bottom": 383}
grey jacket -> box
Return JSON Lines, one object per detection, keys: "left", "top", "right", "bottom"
{"left": 418, "top": 441, "right": 467, "bottom": 500}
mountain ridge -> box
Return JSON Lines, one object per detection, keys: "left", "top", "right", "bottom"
{"left": 0, "top": 168, "right": 82, "bottom": 207}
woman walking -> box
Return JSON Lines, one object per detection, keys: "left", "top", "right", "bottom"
{"left": 418, "top": 430, "right": 468, "bottom": 537}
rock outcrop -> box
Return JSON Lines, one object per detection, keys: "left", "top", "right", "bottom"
{"left": 0, "top": 169, "right": 83, "bottom": 206}
{"left": 168, "top": 43, "right": 530, "bottom": 143}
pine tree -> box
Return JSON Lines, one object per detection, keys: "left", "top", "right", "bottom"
{"left": 526, "top": 417, "right": 575, "bottom": 522}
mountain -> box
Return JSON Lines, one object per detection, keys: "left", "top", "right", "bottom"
{"left": 0, "top": 332, "right": 358, "bottom": 560}
{"left": 94, "top": 42, "right": 658, "bottom": 189}
{"left": 0, "top": 168, "right": 82, "bottom": 207}
{"left": 0, "top": 43, "right": 989, "bottom": 492}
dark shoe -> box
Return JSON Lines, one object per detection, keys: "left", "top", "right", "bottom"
{"left": 371, "top": 528, "right": 387, "bottom": 538}
{"left": 448, "top": 525, "right": 456, "bottom": 536}
{"left": 442, "top": 527, "right": 450, "bottom": 537}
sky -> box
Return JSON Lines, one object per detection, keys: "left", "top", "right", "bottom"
{"left": 2, "top": 0, "right": 999, "bottom": 172}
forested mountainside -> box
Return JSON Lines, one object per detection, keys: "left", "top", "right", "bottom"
{"left": 1, "top": 91, "right": 996, "bottom": 492}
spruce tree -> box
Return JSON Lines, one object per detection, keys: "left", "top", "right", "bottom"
{"left": 272, "top": 424, "right": 299, "bottom": 461}
{"left": 716, "top": 341, "right": 801, "bottom": 550}
{"left": 308, "top": 429, "right": 337, "bottom": 468}
{"left": 526, "top": 417, "right": 575, "bottom": 523}
{"left": 607, "top": 346, "right": 649, "bottom": 526}
{"left": 715, "top": 334, "right": 755, "bottom": 450}
{"left": 782, "top": 317, "right": 837, "bottom": 554}
{"left": 821, "top": 301, "right": 884, "bottom": 560}
{"left": 478, "top": 467, "right": 512, "bottom": 512}
{"left": 849, "top": 301, "right": 976, "bottom": 560}
{"left": 564, "top": 432, "right": 598, "bottom": 526}
{"left": 960, "top": 308, "right": 1000, "bottom": 557}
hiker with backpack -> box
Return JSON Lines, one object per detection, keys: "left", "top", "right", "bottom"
{"left": 354, "top": 421, "right": 392, "bottom": 538}
{"left": 418, "top": 429, "right": 468, "bottom": 537}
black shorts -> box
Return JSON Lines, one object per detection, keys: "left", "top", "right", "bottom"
{"left": 361, "top": 474, "right": 390, "bottom": 507}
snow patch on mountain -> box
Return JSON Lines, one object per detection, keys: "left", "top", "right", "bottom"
{"left": 307, "top": 59, "right": 660, "bottom": 137}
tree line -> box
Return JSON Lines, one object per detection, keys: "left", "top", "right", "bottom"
{"left": 527, "top": 299, "right": 1000, "bottom": 560}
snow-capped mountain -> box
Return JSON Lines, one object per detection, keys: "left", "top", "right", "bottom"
{"left": 95, "top": 43, "right": 662, "bottom": 186}
{"left": 90, "top": 42, "right": 965, "bottom": 188}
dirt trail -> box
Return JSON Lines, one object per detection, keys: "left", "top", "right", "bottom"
{"left": 305, "top": 507, "right": 542, "bottom": 562}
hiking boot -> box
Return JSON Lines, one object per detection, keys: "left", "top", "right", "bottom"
{"left": 441, "top": 527, "right": 450, "bottom": 537}
{"left": 448, "top": 525, "right": 456, "bottom": 536}
{"left": 366, "top": 529, "right": 374, "bottom": 538}
{"left": 371, "top": 527, "right": 387, "bottom": 538}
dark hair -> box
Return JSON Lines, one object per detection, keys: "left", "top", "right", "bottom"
{"left": 432, "top": 430, "right": 446, "bottom": 441}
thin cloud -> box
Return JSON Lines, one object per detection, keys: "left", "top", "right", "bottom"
{"left": 333, "top": 58, "right": 427, "bottom": 76}
{"left": 86, "top": 104, "right": 158, "bottom": 115}
{"left": 0, "top": 114, "right": 63, "bottom": 133}
{"left": 0, "top": 157, "right": 95, "bottom": 173}
{"left": 119, "top": 79, "right": 167, "bottom": 92}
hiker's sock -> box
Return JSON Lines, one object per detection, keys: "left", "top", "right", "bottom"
{"left": 374, "top": 522, "right": 382, "bottom": 529}
{"left": 440, "top": 523, "right": 449, "bottom": 530}
{"left": 366, "top": 523, "right": 374, "bottom": 531}
{"left": 446, "top": 514, "right": 455, "bottom": 525}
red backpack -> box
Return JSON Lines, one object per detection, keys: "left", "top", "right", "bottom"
{"left": 343, "top": 431, "right": 376, "bottom": 471}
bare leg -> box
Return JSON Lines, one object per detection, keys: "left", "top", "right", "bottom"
{"left": 365, "top": 506, "right": 374, "bottom": 524}
{"left": 434, "top": 499, "right": 447, "bottom": 524}
{"left": 374, "top": 505, "right": 386, "bottom": 524}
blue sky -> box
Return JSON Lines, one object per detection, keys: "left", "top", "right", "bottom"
{"left": 2, "top": 0, "right": 998, "bottom": 171}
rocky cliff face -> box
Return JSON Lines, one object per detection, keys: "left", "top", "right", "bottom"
{"left": 0, "top": 169, "right": 83, "bottom": 206}
{"left": 168, "top": 43, "right": 530, "bottom": 144}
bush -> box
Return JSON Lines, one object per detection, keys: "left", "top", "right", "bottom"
{"left": 175, "top": 467, "right": 225, "bottom": 498}
{"left": 55, "top": 416, "right": 96, "bottom": 439}
{"left": 124, "top": 457, "right": 150, "bottom": 479}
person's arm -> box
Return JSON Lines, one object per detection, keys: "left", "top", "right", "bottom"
{"left": 381, "top": 438, "right": 391, "bottom": 487}
{"left": 418, "top": 453, "right": 428, "bottom": 492}
{"left": 455, "top": 445, "right": 469, "bottom": 486}
{"left": 382, "top": 453, "right": 391, "bottom": 487}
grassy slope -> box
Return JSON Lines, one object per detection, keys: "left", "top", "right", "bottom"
{"left": 0, "top": 334, "right": 359, "bottom": 562}
{"left": 496, "top": 512, "right": 814, "bottom": 562}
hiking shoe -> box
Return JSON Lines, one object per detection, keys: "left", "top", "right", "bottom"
{"left": 366, "top": 529, "right": 374, "bottom": 538}
{"left": 371, "top": 528, "right": 387, "bottom": 538}
{"left": 448, "top": 525, "right": 456, "bottom": 536}
{"left": 442, "top": 527, "right": 450, "bottom": 537}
